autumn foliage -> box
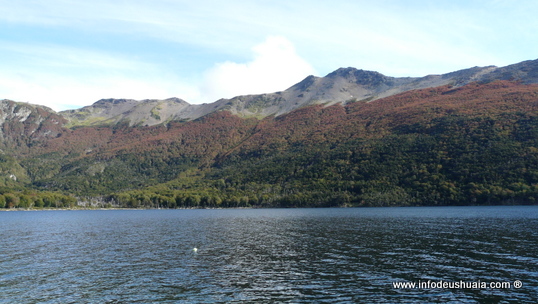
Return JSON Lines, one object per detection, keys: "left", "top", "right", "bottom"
{"left": 4, "top": 80, "right": 538, "bottom": 208}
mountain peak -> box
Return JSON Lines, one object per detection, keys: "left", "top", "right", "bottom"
{"left": 327, "top": 67, "right": 383, "bottom": 77}
{"left": 94, "top": 98, "right": 136, "bottom": 105}
{"left": 289, "top": 75, "right": 319, "bottom": 91}
{"left": 326, "top": 67, "right": 391, "bottom": 87}
{"left": 163, "top": 97, "right": 190, "bottom": 105}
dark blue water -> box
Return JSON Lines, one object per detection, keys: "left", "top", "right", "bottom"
{"left": 0, "top": 206, "right": 537, "bottom": 303}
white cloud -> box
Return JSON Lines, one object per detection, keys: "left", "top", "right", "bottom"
{"left": 0, "top": 41, "right": 201, "bottom": 111}
{"left": 0, "top": 73, "right": 195, "bottom": 111}
{"left": 198, "top": 36, "right": 316, "bottom": 102}
{"left": 0, "top": 37, "right": 315, "bottom": 109}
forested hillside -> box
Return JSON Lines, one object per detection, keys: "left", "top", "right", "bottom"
{"left": 3, "top": 80, "right": 538, "bottom": 209}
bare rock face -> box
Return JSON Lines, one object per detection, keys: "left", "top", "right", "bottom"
{"left": 0, "top": 100, "right": 66, "bottom": 149}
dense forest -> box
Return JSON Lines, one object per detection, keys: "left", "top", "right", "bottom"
{"left": 3, "top": 80, "right": 538, "bottom": 209}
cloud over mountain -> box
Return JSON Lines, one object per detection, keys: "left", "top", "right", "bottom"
{"left": 198, "top": 36, "right": 317, "bottom": 102}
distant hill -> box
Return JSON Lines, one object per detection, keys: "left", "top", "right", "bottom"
{"left": 1, "top": 58, "right": 538, "bottom": 208}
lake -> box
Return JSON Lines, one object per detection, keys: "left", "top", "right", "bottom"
{"left": 1, "top": 206, "right": 537, "bottom": 303}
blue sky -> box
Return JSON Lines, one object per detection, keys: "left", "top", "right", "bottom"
{"left": 1, "top": 0, "right": 537, "bottom": 111}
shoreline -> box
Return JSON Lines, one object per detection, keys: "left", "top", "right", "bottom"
{"left": 1, "top": 204, "right": 537, "bottom": 212}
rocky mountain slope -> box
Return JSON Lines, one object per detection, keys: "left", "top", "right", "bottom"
{"left": 59, "top": 58, "right": 538, "bottom": 126}
{"left": 0, "top": 100, "right": 66, "bottom": 150}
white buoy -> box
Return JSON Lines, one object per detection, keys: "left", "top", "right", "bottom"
{"left": 193, "top": 247, "right": 198, "bottom": 253}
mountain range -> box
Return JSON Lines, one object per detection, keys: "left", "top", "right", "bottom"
{"left": 1, "top": 58, "right": 538, "bottom": 208}
{"left": 3, "top": 58, "right": 538, "bottom": 130}
{"left": 55, "top": 58, "right": 538, "bottom": 126}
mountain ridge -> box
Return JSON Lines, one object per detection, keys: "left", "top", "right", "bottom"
{"left": 54, "top": 58, "right": 536, "bottom": 126}
{"left": 3, "top": 58, "right": 538, "bottom": 128}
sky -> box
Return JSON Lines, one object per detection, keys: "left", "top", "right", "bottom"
{"left": 1, "top": 0, "right": 537, "bottom": 111}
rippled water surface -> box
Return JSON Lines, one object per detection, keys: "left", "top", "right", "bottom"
{"left": 1, "top": 206, "right": 537, "bottom": 303}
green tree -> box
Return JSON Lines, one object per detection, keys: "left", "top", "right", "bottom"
{"left": 4, "top": 193, "right": 19, "bottom": 208}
